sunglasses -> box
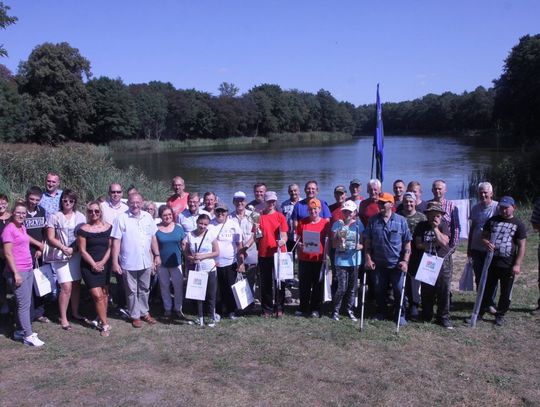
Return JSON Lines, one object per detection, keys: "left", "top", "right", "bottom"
{"left": 62, "top": 199, "right": 75, "bottom": 204}
{"left": 110, "top": 190, "right": 122, "bottom": 194}
{"left": 87, "top": 209, "right": 101, "bottom": 214}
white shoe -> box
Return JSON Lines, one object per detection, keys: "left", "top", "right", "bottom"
{"left": 13, "top": 329, "right": 25, "bottom": 340}
{"left": 23, "top": 333, "right": 45, "bottom": 347}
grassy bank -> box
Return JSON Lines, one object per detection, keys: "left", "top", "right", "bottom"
{"left": 108, "top": 131, "right": 352, "bottom": 153}
{"left": 0, "top": 143, "right": 169, "bottom": 204}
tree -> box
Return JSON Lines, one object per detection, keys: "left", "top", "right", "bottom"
{"left": 0, "top": 74, "right": 25, "bottom": 141}
{"left": 87, "top": 76, "right": 139, "bottom": 143}
{"left": 0, "top": 2, "right": 17, "bottom": 57}
{"left": 218, "top": 82, "right": 239, "bottom": 98}
{"left": 167, "top": 89, "right": 215, "bottom": 139}
{"left": 493, "top": 34, "right": 540, "bottom": 145}
{"left": 17, "top": 42, "right": 94, "bottom": 144}
{"left": 129, "top": 81, "right": 172, "bottom": 140}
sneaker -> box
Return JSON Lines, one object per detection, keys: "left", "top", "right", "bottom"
{"left": 495, "top": 315, "right": 505, "bottom": 326}
{"left": 409, "top": 305, "right": 420, "bottom": 322}
{"left": 141, "top": 314, "right": 157, "bottom": 325}
{"left": 132, "top": 319, "right": 142, "bottom": 328}
{"left": 294, "top": 310, "right": 304, "bottom": 317}
{"left": 441, "top": 319, "right": 454, "bottom": 330}
{"left": 347, "top": 310, "right": 358, "bottom": 322}
{"left": 310, "top": 311, "right": 320, "bottom": 318}
{"left": 207, "top": 319, "right": 216, "bottom": 328}
{"left": 331, "top": 312, "right": 340, "bottom": 321}
{"left": 90, "top": 318, "right": 101, "bottom": 329}
{"left": 214, "top": 313, "right": 221, "bottom": 322}
{"left": 227, "top": 312, "right": 237, "bottom": 320}
{"left": 488, "top": 306, "right": 498, "bottom": 315}
{"left": 117, "top": 307, "right": 130, "bottom": 320}
{"left": 398, "top": 316, "right": 408, "bottom": 327}
{"left": 13, "top": 329, "right": 25, "bottom": 341}
{"left": 23, "top": 333, "right": 44, "bottom": 347}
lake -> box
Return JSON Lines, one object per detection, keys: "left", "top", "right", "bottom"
{"left": 113, "top": 135, "right": 504, "bottom": 204}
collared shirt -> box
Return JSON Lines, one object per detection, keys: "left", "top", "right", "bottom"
{"left": 229, "top": 210, "right": 258, "bottom": 264}
{"left": 100, "top": 199, "right": 128, "bottom": 225}
{"left": 178, "top": 208, "right": 210, "bottom": 233}
{"left": 430, "top": 198, "right": 460, "bottom": 249}
{"left": 280, "top": 199, "right": 299, "bottom": 240}
{"left": 40, "top": 189, "right": 63, "bottom": 219}
{"left": 111, "top": 210, "right": 157, "bottom": 271}
{"left": 365, "top": 212, "right": 412, "bottom": 269}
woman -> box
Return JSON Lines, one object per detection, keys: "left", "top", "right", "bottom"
{"left": 156, "top": 205, "right": 186, "bottom": 320}
{"left": 296, "top": 198, "right": 330, "bottom": 318}
{"left": 143, "top": 201, "right": 160, "bottom": 224}
{"left": 184, "top": 214, "right": 219, "bottom": 326}
{"left": 46, "top": 189, "right": 86, "bottom": 330}
{"left": 77, "top": 201, "right": 112, "bottom": 337}
{"left": 330, "top": 200, "right": 364, "bottom": 321}
{"left": 2, "top": 202, "right": 44, "bottom": 346}
{"left": 0, "top": 193, "right": 11, "bottom": 314}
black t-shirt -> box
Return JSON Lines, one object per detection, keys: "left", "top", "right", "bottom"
{"left": 483, "top": 215, "right": 527, "bottom": 268}
{"left": 413, "top": 220, "right": 451, "bottom": 258}
{"left": 24, "top": 206, "right": 47, "bottom": 257}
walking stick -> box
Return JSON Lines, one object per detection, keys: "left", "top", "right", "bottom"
{"left": 396, "top": 271, "right": 407, "bottom": 334}
{"left": 469, "top": 246, "right": 495, "bottom": 327}
{"left": 359, "top": 268, "right": 367, "bottom": 332}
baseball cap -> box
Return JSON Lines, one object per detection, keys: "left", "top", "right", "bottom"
{"left": 264, "top": 191, "right": 278, "bottom": 201}
{"left": 215, "top": 202, "right": 229, "bottom": 211}
{"left": 341, "top": 201, "right": 357, "bottom": 212}
{"left": 233, "top": 191, "right": 247, "bottom": 200}
{"left": 498, "top": 196, "right": 515, "bottom": 208}
{"left": 378, "top": 192, "right": 395, "bottom": 204}
{"left": 350, "top": 178, "right": 362, "bottom": 186}
{"left": 425, "top": 202, "right": 446, "bottom": 214}
{"left": 308, "top": 198, "right": 321, "bottom": 209}
{"left": 334, "top": 185, "right": 347, "bottom": 194}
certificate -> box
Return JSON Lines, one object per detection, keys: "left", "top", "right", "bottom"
{"left": 303, "top": 230, "right": 320, "bottom": 253}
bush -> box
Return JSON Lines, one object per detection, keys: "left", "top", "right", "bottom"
{"left": 0, "top": 142, "right": 169, "bottom": 206}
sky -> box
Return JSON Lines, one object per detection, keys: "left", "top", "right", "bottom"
{"left": 2, "top": 1, "right": 539, "bottom": 105}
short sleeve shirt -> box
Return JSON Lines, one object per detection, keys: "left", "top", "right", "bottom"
{"left": 186, "top": 228, "right": 218, "bottom": 271}
{"left": 483, "top": 215, "right": 527, "bottom": 268}
{"left": 258, "top": 211, "right": 288, "bottom": 258}
{"left": 2, "top": 223, "right": 33, "bottom": 270}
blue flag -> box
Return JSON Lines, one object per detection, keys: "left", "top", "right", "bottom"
{"left": 374, "top": 83, "right": 384, "bottom": 182}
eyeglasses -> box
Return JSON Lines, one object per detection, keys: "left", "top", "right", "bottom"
{"left": 14, "top": 212, "right": 26, "bottom": 216}
{"left": 110, "top": 190, "right": 122, "bottom": 194}
{"left": 87, "top": 209, "right": 101, "bottom": 214}
{"left": 62, "top": 199, "right": 75, "bottom": 204}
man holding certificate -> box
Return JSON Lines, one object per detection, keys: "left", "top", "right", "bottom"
{"left": 295, "top": 198, "right": 330, "bottom": 318}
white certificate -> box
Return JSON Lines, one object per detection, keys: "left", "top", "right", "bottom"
{"left": 302, "top": 230, "right": 320, "bottom": 253}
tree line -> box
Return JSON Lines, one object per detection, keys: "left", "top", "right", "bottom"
{"left": 0, "top": 9, "right": 539, "bottom": 147}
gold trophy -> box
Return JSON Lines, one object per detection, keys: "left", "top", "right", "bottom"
{"left": 336, "top": 221, "right": 349, "bottom": 251}
{"left": 247, "top": 206, "right": 263, "bottom": 239}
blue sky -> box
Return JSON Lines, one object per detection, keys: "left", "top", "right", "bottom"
{"left": 2, "top": 1, "right": 539, "bottom": 105}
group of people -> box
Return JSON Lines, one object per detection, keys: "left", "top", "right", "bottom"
{"left": 0, "top": 172, "right": 536, "bottom": 347}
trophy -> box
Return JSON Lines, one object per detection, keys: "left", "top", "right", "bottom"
{"left": 336, "top": 221, "right": 349, "bottom": 251}
{"left": 247, "top": 206, "right": 263, "bottom": 239}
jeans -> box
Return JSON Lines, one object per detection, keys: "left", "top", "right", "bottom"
{"left": 333, "top": 265, "right": 358, "bottom": 314}
{"left": 372, "top": 266, "right": 406, "bottom": 319}
{"left": 157, "top": 265, "right": 183, "bottom": 313}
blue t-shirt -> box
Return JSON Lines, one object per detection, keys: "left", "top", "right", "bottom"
{"left": 331, "top": 219, "right": 364, "bottom": 267}
{"left": 156, "top": 224, "right": 186, "bottom": 267}
{"left": 291, "top": 198, "right": 332, "bottom": 221}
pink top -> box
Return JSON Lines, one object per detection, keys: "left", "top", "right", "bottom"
{"left": 1, "top": 222, "right": 33, "bottom": 271}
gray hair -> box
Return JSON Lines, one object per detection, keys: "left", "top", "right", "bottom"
{"left": 367, "top": 179, "right": 382, "bottom": 190}
{"left": 478, "top": 182, "right": 493, "bottom": 193}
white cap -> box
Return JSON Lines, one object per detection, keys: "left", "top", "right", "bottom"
{"left": 233, "top": 191, "right": 247, "bottom": 199}
{"left": 341, "top": 201, "right": 357, "bottom": 212}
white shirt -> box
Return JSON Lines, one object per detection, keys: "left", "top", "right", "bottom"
{"left": 100, "top": 200, "right": 128, "bottom": 225}
{"left": 111, "top": 211, "right": 157, "bottom": 271}
{"left": 178, "top": 208, "right": 210, "bottom": 233}
{"left": 186, "top": 228, "right": 218, "bottom": 272}
{"left": 229, "top": 210, "right": 258, "bottom": 264}
{"left": 210, "top": 218, "right": 242, "bottom": 267}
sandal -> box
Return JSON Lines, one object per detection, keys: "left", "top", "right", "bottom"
{"left": 35, "top": 316, "right": 50, "bottom": 323}
{"left": 100, "top": 324, "right": 111, "bottom": 337}
{"left": 61, "top": 324, "right": 72, "bottom": 331}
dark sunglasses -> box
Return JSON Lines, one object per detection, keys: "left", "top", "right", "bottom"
{"left": 62, "top": 199, "right": 75, "bottom": 203}
{"left": 110, "top": 190, "right": 122, "bottom": 194}
{"left": 87, "top": 209, "right": 101, "bottom": 214}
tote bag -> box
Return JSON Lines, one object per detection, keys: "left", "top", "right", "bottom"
{"left": 415, "top": 252, "right": 444, "bottom": 286}
{"left": 231, "top": 274, "right": 254, "bottom": 310}
{"left": 33, "top": 262, "right": 56, "bottom": 297}
{"left": 274, "top": 251, "right": 294, "bottom": 281}
{"left": 185, "top": 268, "right": 209, "bottom": 301}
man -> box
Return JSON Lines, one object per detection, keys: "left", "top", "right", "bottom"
{"left": 397, "top": 191, "right": 427, "bottom": 321}
{"left": 24, "top": 186, "right": 49, "bottom": 323}
{"left": 429, "top": 180, "right": 460, "bottom": 250}
{"left": 166, "top": 176, "right": 189, "bottom": 219}
{"left": 329, "top": 185, "right": 347, "bottom": 224}
{"left": 202, "top": 191, "right": 217, "bottom": 219}
{"left": 248, "top": 182, "right": 267, "bottom": 213}
{"left": 281, "top": 183, "right": 300, "bottom": 252}
{"left": 291, "top": 180, "right": 331, "bottom": 229}
{"left": 256, "top": 191, "right": 288, "bottom": 318}
{"left": 358, "top": 179, "right": 382, "bottom": 227}
{"left": 111, "top": 193, "right": 160, "bottom": 328}
{"left": 178, "top": 192, "right": 210, "bottom": 233}
{"left": 393, "top": 179, "right": 406, "bottom": 207}
{"left": 467, "top": 182, "right": 499, "bottom": 291}
{"left": 230, "top": 191, "right": 258, "bottom": 302}
{"left": 531, "top": 198, "right": 540, "bottom": 311}
{"left": 210, "top": 202, "right": 244, "bottom": 320}
{"left": 364, "top": 192, "right": 412, "bottom": 325}
{"left": 40, "top": 172, "right": 63, "bottom": 219}
{"left": 414, "top": 202, "right": 453, "bottom": 328}
{"left": 347, "top": 179, "right": 364, "bottom": 209}
{"left": 100, "top": 183, "right": 128, "bottom": 225}
{"left": 481, "top": 196, "right": 527, "bottom": 326}
{"left": 398, "top": 181, "right": 428, "bottom": 213}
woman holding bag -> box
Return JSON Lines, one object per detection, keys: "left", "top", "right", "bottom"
{"left": 2, "top": 202, "right": 45, "bottom": 346}
{"left": 45, "top": 189, "right": 86, "bottom": 330}
{"left": 184, "top": 214, "right": 219, "bottom": 326}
